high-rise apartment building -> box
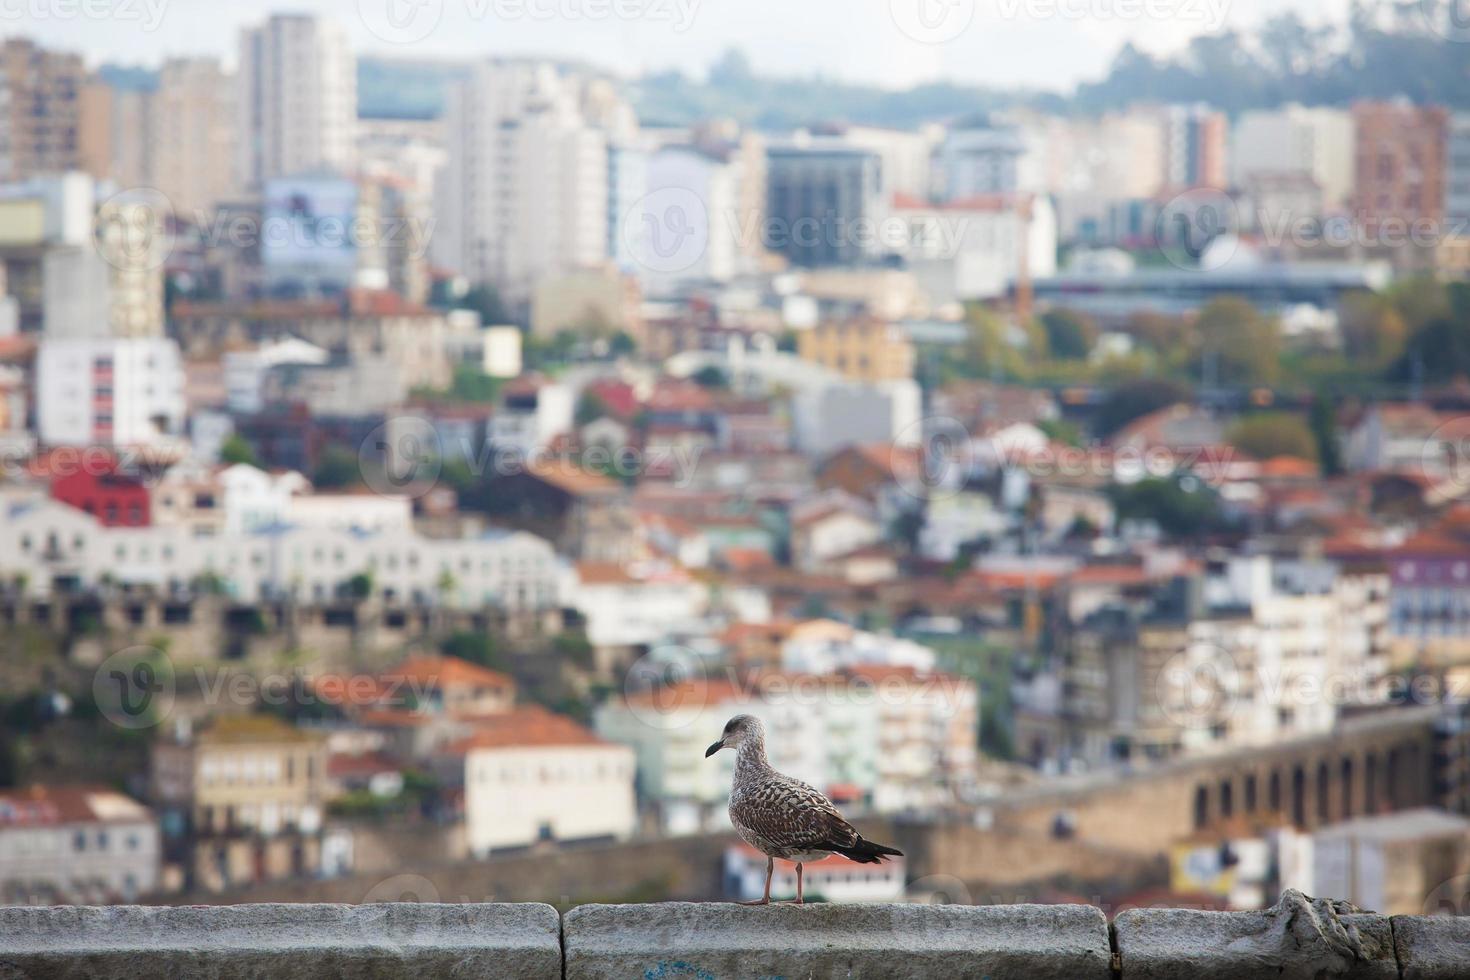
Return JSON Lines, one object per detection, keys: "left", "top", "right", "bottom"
{"left": 237, "top": 15, "right": 356, "bottom": 189}
{"left": 438, "top": 62, "right": 614, "bottom": 302}
{"left": 1232, "top": 105, "right": 1355, "bottom": 209}
{"left": 1352, "top": 101, "right": 1449, "bottom": 233}
{"left": 765, "top": 140, "right": 883, "bottom": 268}
{"left": 1158, "top": 103, "right": 1228, "bottom": 190}
{"left": 1445, "top": 112, "right": 1470, "bottom": 227}
{"left": 152, "top": 59, "right": 237, "bottom": 218}
{"left": 0, "top": 40, "right": 94, "bottom": 181}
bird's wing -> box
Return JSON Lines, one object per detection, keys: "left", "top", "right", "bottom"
{"left": 731, "top": 775, "right": 861, "bottom": 852}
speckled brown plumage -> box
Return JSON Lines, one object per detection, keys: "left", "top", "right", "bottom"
{"left": 710, "top": 714, "right": 903, "bottom": 868}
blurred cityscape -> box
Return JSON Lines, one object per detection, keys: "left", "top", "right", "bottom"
{"left": 2, "top": 0, "right": 1470, "bottom": 920}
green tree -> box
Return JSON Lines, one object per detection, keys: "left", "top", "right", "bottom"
{"left": 1040, "top": 308, "right": 1099, "bottom": 361}
{"left": 576, "top": 391, "right": 610, "bottom": 427}
{"left": 1227, "top": 412, "right": 1318, "bottom": 461}
{"left": 1111, "top": 476, "right": 1225, "bottom": 539}
{"left": 219, "top": 434, "right": 259, "bottom": 467}
{"left": 1193, "top": 297, "right": 1281, "bottom": 386}
{"left": 441, "top": 631, "right": 504, "bottom": 671}
{"left": 313, "top": 446, "right": 361, "bottom": 489}
{"left": 1095, "top": 379, "right": 1191, "bottom": 437}
{"left": 1338, "top": 291, "right": 1407, "bottom": 366}
{"left": 345, "top": 572, "right": 374, "bottom": 599}
{"left": 692, "top": 365, "right": 728, "bottom": 390}
{"left": 1309, "top": 392, "right": 1343, "bottom": 476}
{"left": 1123, "top": 310, "right": 1191, "bottom": 355}
{"left": 461, "top": 283, "right": 511, "bottom": 325}
{"left": 1392, "top": 287, "right": 1470, "bottom": 384}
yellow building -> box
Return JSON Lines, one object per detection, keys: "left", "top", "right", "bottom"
{"left": 152, "top": 715, "right": 328, "bottom": 836}
{"left": 798, "top": 317, "right": 916, "bottom": 382}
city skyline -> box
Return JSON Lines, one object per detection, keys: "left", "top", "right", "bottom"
{"left": 2, "top": 0, "right": 1354, "bottom": 91}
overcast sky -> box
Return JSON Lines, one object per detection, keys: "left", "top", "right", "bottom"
{"left": 3, "top": 0, "right": 1348, "bottom": 90}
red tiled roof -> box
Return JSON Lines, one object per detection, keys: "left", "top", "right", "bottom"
{"left": 0, "top": 785, "right": 151, "bottom": 826}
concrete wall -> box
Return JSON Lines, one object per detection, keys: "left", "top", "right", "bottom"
{"left": 3, "top": 891, "right": 1467, "bottom": 979}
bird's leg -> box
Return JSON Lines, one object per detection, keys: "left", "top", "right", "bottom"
{"left": 796, "top": 862, "right": 804, "bottom": 905}
{"left": 739, "top": 856, "right": 773, "bottom": 905}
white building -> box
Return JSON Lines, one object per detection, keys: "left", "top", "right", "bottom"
{"left": 0, "top": 785, "right": 160, "bottom": 905}
{"left": 438, "top": 62, "right": 615, "bottom": 300}
{"left": 488, "top": 380, "right": 574, "bottom": 455}
{"left": 1171, "top": 556, "right": 1390, "bottom": 756}
{"left": 888, "top": 193, "right": 1057, "bottom": 304}
{"left": 482, "top": 325, "right": 524, "bottom": 378}
{"left": 792, "top": 378, "right": 922, "bottom": 459}
{"left": 43, "top": 233, "right": 164, "bottom": 340}
{"left": 789, "top": 492, "right": 882, "bottom": 572}
{"left": 443, "top": 706, "right": 637, "bottom": 856}
{"left": 0, "top": 490, "right": 561, "bottom": 609}
{"left": 1232, "top": 106, "right": 1354, "bottom": 210}
{"left": 223, "top": 337, "right": 329, "bottom": 414}
{"left": 237, "top": 14, "right": 356, "bottom": 188}
{"left": 639, "top": 144, "right": 745, "bottom": 288}
{"left": 36, "top": 337, "right": 184, "bottom": 448}
{"left": 570, "top": 560, "right": 708, "bottom": 648}
{"left": 779, "top": 620, "right": 938, "bottom": 676}
{"left": 937, "top": 121, "right": 1033, "bottom": 200}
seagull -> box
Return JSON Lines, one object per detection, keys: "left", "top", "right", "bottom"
{"left": 705, "top": 713, "right": 903, "bottom": 905}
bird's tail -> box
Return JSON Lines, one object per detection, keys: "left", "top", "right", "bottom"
{"left": 834, "top": 835, "right": 904, "bottom": 865}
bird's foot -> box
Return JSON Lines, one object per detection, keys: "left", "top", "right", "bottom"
{"left": 737, "top": 898, "right": 771, "bottom": 906}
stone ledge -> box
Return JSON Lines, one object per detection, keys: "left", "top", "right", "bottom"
{"left": 1392, "top": 914, "right": 1470, "bottom": 980}
{"left": 1114, "top": 890, "right": 1398, "bottom": 980}
{"left": 0, "top": 903, "right": 562, "bottom": 979}
{"left": 3, "top": 897, "right": 1468, "bottom": 979}
{"left": 563, "top": 901, "right": 1113, "bottom": 980}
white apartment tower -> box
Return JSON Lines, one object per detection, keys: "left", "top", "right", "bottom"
{"left": 438, "top": 63, "right": 614, "bottom": 302}
{"left": 36, "top": 337, "right": 185, "bottom": 448}
{"left": 1232, "top": 105, "right": 1355, "bottom": 209}
{"left": 237, "top": 14, "right": 356, "bottom": 189}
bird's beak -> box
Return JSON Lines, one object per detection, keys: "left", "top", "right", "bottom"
{"left": 705, "top": 739, "right": 724, "bottom": 758}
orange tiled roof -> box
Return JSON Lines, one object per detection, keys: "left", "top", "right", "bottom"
{"left": 381, "top": 655, "right": 515, "bottom": 691}
{"left": 525, "top": 461, "right": 622, "bottom": 497}
{"left": 1256, "top": 456, "right": 1320, "bottom": 479}
{"left": 442, "top": 705, "right": 608, "bottom": 753}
